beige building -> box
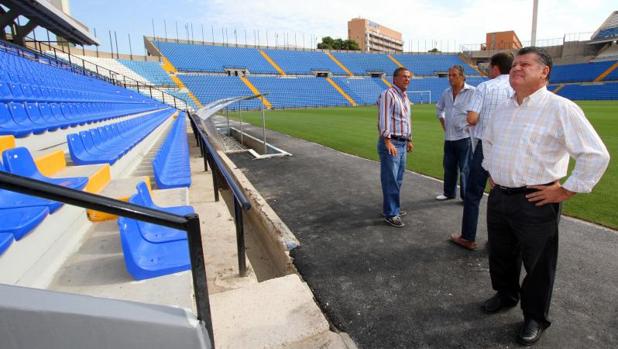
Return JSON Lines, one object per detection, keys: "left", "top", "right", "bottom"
{"left": 348, "top": 18, "right": 403, "bottom": 53}
{"left": 484, "top": 31, "right": 522, "bottom": 51}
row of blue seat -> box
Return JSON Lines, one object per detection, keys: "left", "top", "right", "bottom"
{"left": 0, "top": 147, "right": 89, "bottom": 254}
{"left": 118, "top": 181, "right": 193, "bottom": 280}
{"left": 153, "top": 113, "right": 191, "bottom": 189}
{"left": 554, "top": 82, "right": 618, "bottom": 100}
{"left": 0, "top": 49, "right": 155, "bottom": 104}
{"left": 0, "top": 101, "right": 162, "bottom": 138}
{"left": 67, "top": 108, "right": 173, "bottom": 165}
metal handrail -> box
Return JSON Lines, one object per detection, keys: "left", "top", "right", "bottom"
{"left": 0, "top": 171, "right": 215, "bottom": 348}
{"left": 187, "top": 113, "right": 251, "bottom": 277}
{"left": 190, "top": 114, "right": 251, "bottom": 210}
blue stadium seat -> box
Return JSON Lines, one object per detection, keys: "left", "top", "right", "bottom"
{"left": 2, "top": 146, "right": 88, "bottom": 190}
{"left": 128, "top": 183, "right": 192, "bottom": 243}
{"left": 155, "top": 41, "right": 277, "bottom": 74}
{"left": 555, "top": 81, "right": 618, "bottom": 100}
{"left": 333, "top": 77, "right": 387, "bottom": 105}
{"left": 393, "top": 54, "right": 478, "bottom": 76}
{"left": 0, "top": 47, "right": 167, "bottom": 138}
{"left": 153, "top": 114, "right": 191, "bottom": 189}
{"left": 179, "top": 75, "right": 261, "bottom": 110}
{"left": 263, "top": 49, "right": 346, "bottom": 75}
{"left": 0, "top": 232, "right": 13, "bottom": 255}
{"left": 117, "top": 216, "right": 191, "bottom": 280}
{"left": 117, "top": 59, "right": 174, "bottom": 86}
{"left": 331, "top": 52, "right": 398, "bottom": 75}
{"left": 248, "top": 76, "right": 348, "bottom": 109}
{"left": 135, "top": 181, "right": 194, "bottom": 216}
{"left": 0, "top": 206, "right": 49, "bottom": 241}
{"left": 0, "top": 102, "right": 32, "bottom": 137}
{"left": 66, "top": 108, "right": 173, "bottom": 165}
{"left": 550, "top": 61, "right": 616, "bottom": 83}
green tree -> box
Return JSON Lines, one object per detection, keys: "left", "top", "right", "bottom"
{"left": 318, "top": 36, "right": 360, "bottom": 51}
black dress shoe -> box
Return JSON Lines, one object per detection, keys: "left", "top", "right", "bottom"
{"left": 481, "top": 293, "right": 518, "bottom": 314}
{"left": 517, "top": 318, "right": 548, "bottom": 346}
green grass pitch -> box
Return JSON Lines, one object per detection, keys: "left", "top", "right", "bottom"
{"left": 237, "top": 101, "right": 618, "bottom": 229}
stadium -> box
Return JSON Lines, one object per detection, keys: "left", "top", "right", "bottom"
{"left": 0, "top": 1, "right": 616, "bottom": 348}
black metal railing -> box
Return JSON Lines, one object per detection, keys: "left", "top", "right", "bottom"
{"left": 187, "top": 113, "right": 252, "bottom": 277}
{"left": 0, "top": 171, "right": 215, "bottom": 348}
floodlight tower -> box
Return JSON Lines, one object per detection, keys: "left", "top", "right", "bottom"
{"left": 531, "top": 0, "right": 539, "bottom": 46}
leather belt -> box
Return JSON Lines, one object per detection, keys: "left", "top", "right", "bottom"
{"left": 494, "top": 181, "right": 556, "bottom": 195}
{"left": 389, "top": 135, "right": 410, "bottom": 142}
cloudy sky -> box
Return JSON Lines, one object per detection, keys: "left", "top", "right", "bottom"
{"left": 65, "top": 0, "right": 615, "bottom": 54}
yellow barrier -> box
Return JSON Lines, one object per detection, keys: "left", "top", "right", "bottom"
{"left": 0, "top": 135, "right": 15, "bottom": 154}
{"left": 259, "top": 50, "right": 286, "bottom": 76}
{"left": 240, "top": 76, "right": 273, "bottom": 109}
{"left": 325, "top": 78, "right": 357, "bottom": 107}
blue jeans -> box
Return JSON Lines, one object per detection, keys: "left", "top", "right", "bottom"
{"left": 461, "top": 141, "right": 489, "bottom": 241}
{"left": 378, "top": 138, "right": 408, "bottom": 217}
{"left": 443, "top": 138, "right": 471, "bottom": 199}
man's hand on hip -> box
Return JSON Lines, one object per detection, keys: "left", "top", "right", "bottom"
{"left": 407, "top": 141, "right": 414, "bottom": 153}
{"left": 526, "top": 182, "right": 575, "bottom": 206}
{"left": 385, "top": 139, "right": 397, "bottom": 156}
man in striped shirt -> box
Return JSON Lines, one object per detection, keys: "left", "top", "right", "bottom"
{"left": 435, "top": 65, "right": 476, "bottom": 201}
{"left": 481, "top": 47, "right": 610, "bottom": 346}
{"left": 450, "top": 52, "right": 513, "bottom": 250}
{"left": 377, "top": 67, "right": 413, "bottom": 228}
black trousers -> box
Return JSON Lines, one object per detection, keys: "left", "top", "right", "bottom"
{"left": 487, "top": 187, "right": 561, "bottom": 327}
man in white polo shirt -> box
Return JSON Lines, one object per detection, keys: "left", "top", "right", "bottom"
{"left": 435, "top": 65, "right": 475, "bottom": 201}
{"left": 481, "top": 47, "right": 610, "bottom": 346}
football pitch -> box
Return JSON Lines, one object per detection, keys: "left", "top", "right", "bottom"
{"left": 239, "top": 101, "right": 618, "bottom": 229}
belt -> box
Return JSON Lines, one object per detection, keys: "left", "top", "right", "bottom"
{"left": 494, "top": 186, "right": 535, "bottom": 195}
{"left": 389, "top": 135, "right": 410, "bottom": 142}
{"left": 494, "top": 181, "right": 556, "bottom": 195}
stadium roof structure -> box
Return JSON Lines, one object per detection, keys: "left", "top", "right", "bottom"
{"left": 0, "top": 0, "right": 98, "bottom": 46}
{"left": 590, "top": 10, "right": 618, "bottom": 44}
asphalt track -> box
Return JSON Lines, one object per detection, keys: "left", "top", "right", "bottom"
{"left": 227, "top": 123, "right": 618, "bottom": 349}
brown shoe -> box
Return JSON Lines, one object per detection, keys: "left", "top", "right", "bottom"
{"left": 449, "top": 233, "right": 478, "bottom": 250}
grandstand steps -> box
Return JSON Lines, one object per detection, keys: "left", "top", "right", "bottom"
{"left": 594, "top": 60, "right": 618, "bottom": 81}
{"left": 387, "top": 54, "right": 404, "bottom": 68}
{"left": 47, "top": 127, "right": 259, "bottom": 304}
{"left": 326, "top": 51, "right": 354, "bottom": 76}
{"left": 259, "top": 49, "right": 286, "bottom": 76}
{"left": 381, "top": 77, "right": 392, "bottom": 88}
{"left": 210, "top": 273, "right": 353, "bottom": 349}
{"left": 326, "top": 77, "right": 358, "bottom": 106}
{"left": 240, "top": 76, "right": 273, "bottom": 109}
{"left": 86, "top": 176, "right": 152, "bottom": 221}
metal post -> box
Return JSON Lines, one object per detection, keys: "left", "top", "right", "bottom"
{"left": 201, "top": 141, "right": 208, "bottom": 172}
{"left": 226, "top": 108, "right": 230, "bottom": 135}
{"left": 531, "top": 0, "right": 539, "bottom": 46}
{"left": 114, "top": 31, "right": 119, "bottom": 59}
{"left": 210, "top": 156, "right": 220, "bottom": 202}
{"left": 261, "top": 106, "right": 267, "bottom": 154}
{"left": 239, "top": 102, "right": 243, "bottom": 146}
{"left": 234, "top": 199, "right": 247, "bottom": 277}
{"left": 128, "top": 33, "right": 133, "bottom": 60}
{"left": 184, "top": 214, "right": 215, "bottom": 349}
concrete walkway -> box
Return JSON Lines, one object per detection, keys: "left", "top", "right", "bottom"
{"left": 228, "top": 123, "right": 618, "bottom": 349}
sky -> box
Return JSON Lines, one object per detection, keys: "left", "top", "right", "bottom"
{"left": 45, "top": 0, "right": 617, "bottom": 55}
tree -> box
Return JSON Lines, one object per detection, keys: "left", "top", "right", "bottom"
{"left": 318, "top": 36, "right": 360, "bottom": 51}
{"left": 428, "top": 48, "right": 441, "bottom": 53}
